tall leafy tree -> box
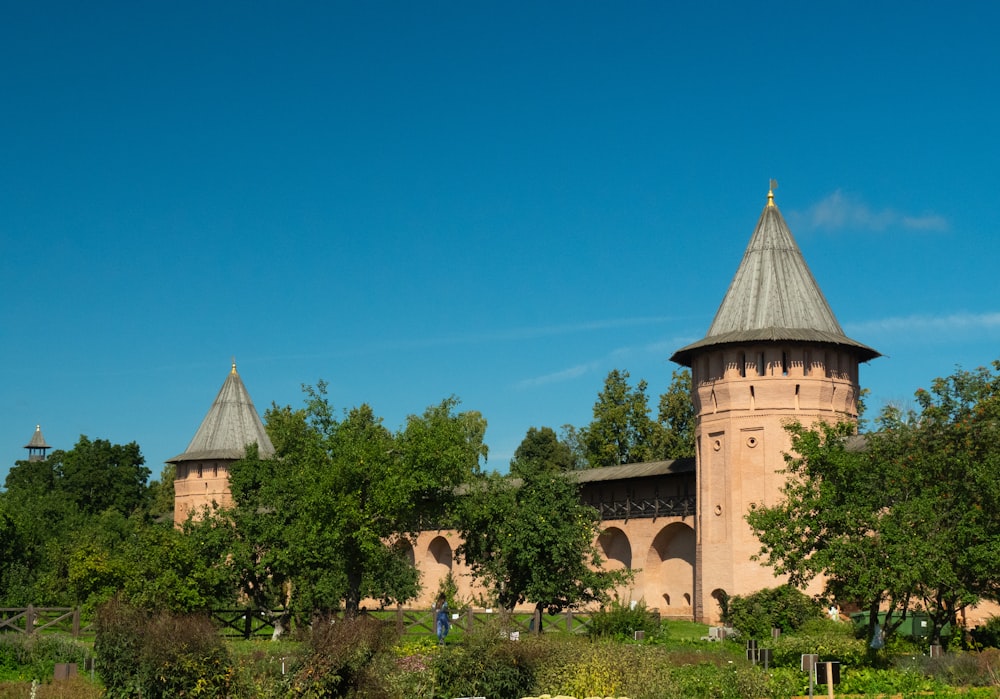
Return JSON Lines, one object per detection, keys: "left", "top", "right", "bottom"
{"left": 581, "top": 369, "right": 660, "bottom": 468}
{"left": 221, "top": 384, "right": 487, "bottom": 616}
{"left": 55, "top": 436, "right": 150, "bottom": 516}
{"left": 510, "top": 426, "right": 574, "bottom": 477}
{"left": 1, "top": 435, "right": 149, "bottom": 605}
{"left": 747, "top": 361, "right": 1000, "bottom": 644}
{"left": 656, "top": 368, "right": 696, "bottom": 459}
{"left": 459, "top": 427, "right": 631, "bottom": 613}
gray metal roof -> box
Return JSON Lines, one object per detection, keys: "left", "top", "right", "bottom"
{"left": 571, "top": 457, "right": 695, "bottom": 483}
{"left": 672, "top": 190, "right": 879, "bottom": 366}
{"left": 167, "top": 363, "right": 275, "bottom": 463}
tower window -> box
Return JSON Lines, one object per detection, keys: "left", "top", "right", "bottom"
{"left": 756, "top": 352, "right": 765, "bottom": 376}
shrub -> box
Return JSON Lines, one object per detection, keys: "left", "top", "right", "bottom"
{"left": 532, "top": 639, "right": 626, "bottom": 698}
{"left": 971, "top": 616, "right": 1000, "bottom": 649}
{"left": 287, "top": 614, "right": 397, "bottom": 698}
{"left": 724, "top": 585, "right": 823, "bottom": 641}
{"left": 587, "top": 599, "right": 664, "bottom": 641}
{"left": 432, "top": 617, "right": 548, "bottom": 699}
{"left": 894, "top": 648, "right": 1000, "bottom": 688}
{"left": 0, "top": 634, "right": 89, "bottom": 683}
{"left": 94, "top": 597, "right": 235, "bottom": 698}
{"left": 766, "top": 622, "right": 867, "bottom": 669}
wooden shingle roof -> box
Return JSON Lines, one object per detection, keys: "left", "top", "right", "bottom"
{"left": 167, "top": 362, "right": 275, "bottom": 463}
{"left": 672, "top": 188, "right": 879, "bottom": 366}
{"left": 24, "top": 424, "right": 50, "bottom": 449}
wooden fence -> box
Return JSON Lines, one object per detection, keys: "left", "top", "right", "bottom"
{"left": 0, "top": 606, "right": 91, "bottom": 638}
{"left": 2, "top": 606, "right": 599, "bottom": 640}
{"left": 209, "top": 607, "right": 597, "bottom": 639}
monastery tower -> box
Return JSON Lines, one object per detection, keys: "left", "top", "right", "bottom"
{"left": 169, "top": 362, "right": 275, "bottom": 526}
{"left": 671, "top": 185, "right": 879, "bottom": 622}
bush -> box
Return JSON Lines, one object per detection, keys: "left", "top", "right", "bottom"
{"left": 587, "top": 599, "right": 664, "bottom": 641}
{"left": 766, "top": 621, "right": 868, "bottom": 669}
{"left": 94, "top": 597, "right": 235, "bottom": 698}
{"left": 532, "top": 638, "right": 627, "bottom": 698}
{"left": 0, "top": 634, "right": 89, "bottom": 683}
{"left": 894, "top": 648, "right": 1000, "bottom": 688}
{"left": 971, "top": 616, "right": 1000, "bottom": 648}
{"left": 432, "top": 617, "right": 549, "bottom": 699}
{"left": 287, "top": 614, "right": 397, "bottom": 698}
{"left": 724, "top": 585, "right": 823, "bottom": 641}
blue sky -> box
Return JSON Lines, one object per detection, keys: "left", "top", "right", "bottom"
{"left": 3, "top": 2, "right": 999, "bottom": 484}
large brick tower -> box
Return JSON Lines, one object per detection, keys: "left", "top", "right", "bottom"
{"left": 671, "top": 185, "right": 879, "bottom": 622}
{"left": 170, "top": 361, "right": 275, "bottom": 525}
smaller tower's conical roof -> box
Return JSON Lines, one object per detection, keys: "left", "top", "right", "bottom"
{"left": 167, "top": 362, "right": 275, "bottom": 463}
{"left": 24, "top": 424, "right": 51, "bottom": 450}
{"left": 672, "top": 186, "right": 879, "bottom": 366}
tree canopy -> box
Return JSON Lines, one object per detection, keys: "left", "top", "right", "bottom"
{"left": 214, "top": 383, "right": 488, "bottom": 615}
{"left": 578, "top": 368, "right": 695, "bottom": 468}
{"left": 746, "top": 361, "right": 1000, "bottom": 644}
{"left": 0, "top": 436, "right": 216, "bottom": 611}
{"left": 458, "top": 426, "right": 631, "bottom": 613}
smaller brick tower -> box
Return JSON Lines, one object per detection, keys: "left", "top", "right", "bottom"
{"left": 671, "top": 184, "right": 879, "bottom": 622}
{"left": 170, "top": 361, "right": 275, "bottom": 525}
{"left": 23, "top": 425, "right": 51, "bottom": 462}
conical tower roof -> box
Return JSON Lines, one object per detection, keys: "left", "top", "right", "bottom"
{"left": 672, "top": 186, "right": 879, "bottom": 366}
{"left": 167, "top": 362, "right": 275, "bottom": 463}
{"left": 24, "top": 424, "right": 51, "bottom": 450}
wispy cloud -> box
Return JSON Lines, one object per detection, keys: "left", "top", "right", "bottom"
{"left": 515, "top": 335, "right": 694, "bottom": 390}
{"left": 846, "top": 312, "right": 1000, "bottom": 336}
{"left": 791, "top": 190, "right": 948, "bottom": 233}
{"left": 515, "top": 361, "right": 602, "bottom": 389}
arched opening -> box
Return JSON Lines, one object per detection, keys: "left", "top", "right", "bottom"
{"left": 597, "top": 527, "right": 632, "bottom": 570}
{"left": 711, "top": 588, "right": 730, "bottom": 623}
{"left": 396, "top": 538, "right": 415, "bottom": 567}
{"left": 422, "top": 536, "right": 453, "bottom": 601}
{"left": 643, "top": 523, "right": 695, "bottom": 616}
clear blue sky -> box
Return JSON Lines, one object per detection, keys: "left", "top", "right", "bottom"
{"left": 3, "top": 2, "right": 999, "bottom": 484}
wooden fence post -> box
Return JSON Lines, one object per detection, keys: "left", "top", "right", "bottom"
{"left": 26, "top": 605, "right": 35, "bottom": 636}
{"left": 566, "top": 610, "right": 573, "bottom": 632}
{"left": 72, "top": 608, "right": 81, "bottom": 638}
{"left": 533, "top": 609, "right": 541, "bottom": 635}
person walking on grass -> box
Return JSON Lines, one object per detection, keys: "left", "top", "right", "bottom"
{"left": 435, "top": 593, "right": 450, "bottom": 643}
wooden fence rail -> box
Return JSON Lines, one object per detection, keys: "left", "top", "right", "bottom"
{"left": 0, "top": 606, "right": 87, "bottom": 637}
{"left": 2, "top": 606, "right": 602, "bottom": 640}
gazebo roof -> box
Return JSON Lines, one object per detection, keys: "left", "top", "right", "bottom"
{"left": 24, "top": 424, "right": 51, "bottom": 450}
{"left": 167, "top": 362, "right": 275, "bottom": 463}
{"left": 671, "top": 186, "right": 879, "bottom": 366}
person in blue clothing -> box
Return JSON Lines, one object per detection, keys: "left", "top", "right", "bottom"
{"left": 435, "top": 593, "right": 450, "bottom": 643}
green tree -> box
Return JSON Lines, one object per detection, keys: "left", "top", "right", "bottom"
{"left": 64, "top": 511, "right": 235, "bottom": 612}
{"left": 458, "top": 428, "right": 631, "bottom": 613}
{"left": 746, "top": 361, "right": 1000, "bottom": 645}
{"left": 510, "top": 426, "right": 574, "bottom": 477}
{"left": 54, "top": 436, "right": 151, "bottom": 516}
{"left": 581, "top": 369, "right": 660, "bottom": 468}
{"left": 656, "top": 368, "right": 695, "bottom": 459}
{"left": 221, "top": 384, "right": 487, "bottom": 617}
{"left": 146, "top": 465, "right": 176, "bottom": 520}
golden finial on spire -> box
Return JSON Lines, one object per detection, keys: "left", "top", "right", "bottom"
{"left": 231, "top": 357, "right": 237, "bottom": 374}
{"left": 767, "top": 179, "right": 778, "bottom": 207}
